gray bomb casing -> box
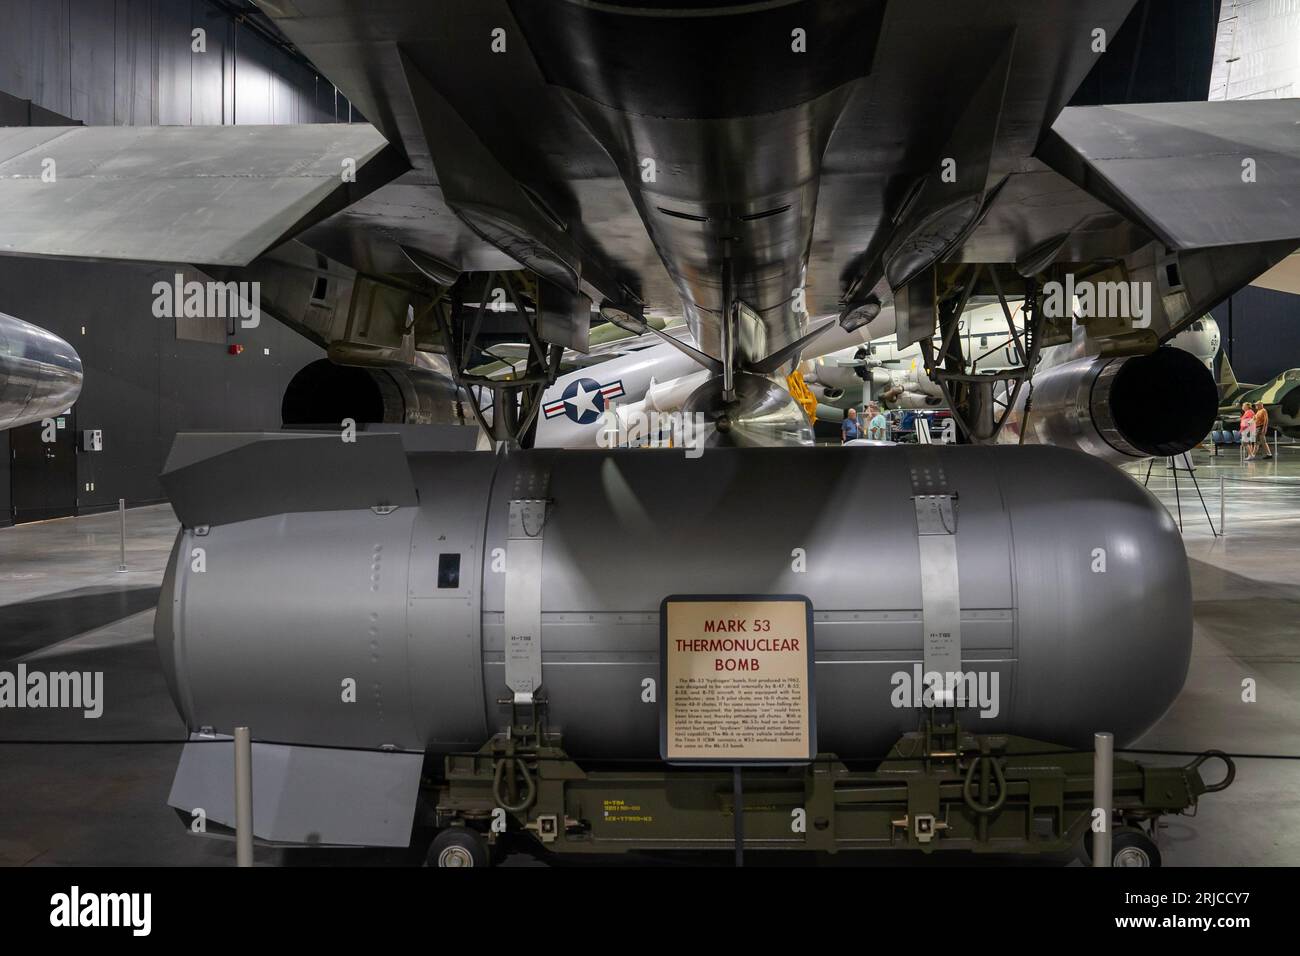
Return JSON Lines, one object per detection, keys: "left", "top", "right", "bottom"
{"left": 156, "top": 435, "right": 1191, "bottom": 762}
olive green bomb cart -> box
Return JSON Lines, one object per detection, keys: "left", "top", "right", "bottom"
{"left": 421, "top": 712, "right": 1235, "bottom": 868}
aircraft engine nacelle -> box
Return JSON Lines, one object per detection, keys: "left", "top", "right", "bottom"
{"left": 1002, "top": 347, "right": 1217, "bottom": 465}
{"left": 0, "top": 312, "right": 83, "bottom": 431}
{"left": 807, "top": 356, "right": 866, "bottom": 393}
{"left": 281, "top": 357, "right": 467, "bottom": 427}
{"left": 893, "top": 389, "right": 944, "bottom": 410}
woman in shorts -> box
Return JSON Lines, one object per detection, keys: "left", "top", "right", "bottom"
{"left": 1241, "top": 402, "right": 1258, "bottom": 460}
{"left": 1254, "top": 402, "right": 1273, "bottom": 459}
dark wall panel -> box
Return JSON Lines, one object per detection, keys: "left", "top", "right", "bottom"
{"left": 0, "top": 2, "right": 29, "bottom": 106}
{"left": 1072, "top": 0, "right": 1223, "bottom": 106}
{"left": 114, "top": 0, "right": 157, "bottom": 126}
{"left": 69, "top": 0, "right": 118, "bottom": 125}
{"left": 190, "top": 0, "right": 229, "bottom": 126}
{"left": 155, "top": 0, "right": 194, "bottom": 126}
{"left": 0, "top": 257, "right": 322, "bottom": 521}
{"left": 1211, "top": 287, "right": 1300, "bottom": 386}
{"left": 30, "top": 1, "right": 73, "bottom": 117}
{"left": 0, "top": 0, "right": 348, "bottom": 127}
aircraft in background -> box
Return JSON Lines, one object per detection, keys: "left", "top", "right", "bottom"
{"left": 529, "top": 301, "right": 1225, "bottom": 466}
{"left": 805, "top": 303, "right": 1026, "bottom": 421}
{"left": 531, "top": 309, "right": 887, "bottom": 448}
{"left": 511, "top": 296, "right": 1278, "bottom": 468}
{"left": 0, "top": 312, "right": 83, "bottom": 431}
{"left": 1216, "top": 349, "right": 1300, "bottom": 439}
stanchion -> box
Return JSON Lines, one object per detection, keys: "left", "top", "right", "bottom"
{"left": 1093, "top": 732, "right": 1112, "bottom": 868}
{"left": 1220, "top": 475, "right": 1226, "bottom": 535}
{"left": 1183, "top": 453, "right": 1218, "bottom": 536}
{"left": 235, "top": 727, "right": 254, "bottom": 867}
{"left": 117, "top": 499, "right": 127, "bottom": 572}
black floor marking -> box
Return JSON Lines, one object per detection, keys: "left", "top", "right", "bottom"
{"left": 0, "top": 585, "right": 161, "bottom": 661}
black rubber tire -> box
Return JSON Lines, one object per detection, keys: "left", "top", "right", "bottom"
{"left": 1083, "top": 827, "right": 1162, "bottom": 868}
{"left": 425, "top": 827, "right": 490, "bottom": 868}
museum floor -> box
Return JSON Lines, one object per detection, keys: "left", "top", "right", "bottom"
{"left": 2, "top": 445, "right": 1297, "bottom": 867}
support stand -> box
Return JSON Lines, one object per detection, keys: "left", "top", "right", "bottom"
{"left": 1142, "top": 454, "right": 1219, "bottom": 536}
{"left": 234, "top": 726, "right": 253, "bottom": 867}
{"left": 1092, "top": 732, "right": 1112, "bottom": 868}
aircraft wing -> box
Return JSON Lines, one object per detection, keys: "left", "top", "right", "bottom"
{"left": 1040, "top": 101, "right": 1300, "bottom": 251}
{"left": 0, "top": 124, "right": 399, "bottom": 266}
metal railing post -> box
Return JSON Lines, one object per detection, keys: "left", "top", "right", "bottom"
{"left": 234, "top": 727, "right": 254, "bottom": 867}
{"left": 1219, "top": 475, "right": 1226, "bottom": 536}
{"left": 1093, "top": 732, "right": 1113, "bottom": 867}
{"left": 117, "top": 498, "right": 127, "bottom": 572}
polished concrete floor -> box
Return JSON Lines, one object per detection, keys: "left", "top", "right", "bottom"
{"left": 2, "top": 444, "right": 1298, "bottom": 866}
{"left": 1115, "top": 443, "right": 1300, "bottom": 867}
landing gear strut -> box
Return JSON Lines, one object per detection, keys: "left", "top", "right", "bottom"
{"left": 919, "top": 264, "right": 1044, "bottom": 444}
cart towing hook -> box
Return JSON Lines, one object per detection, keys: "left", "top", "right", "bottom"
{"left": 1186, "top": 750, "right": 1236, "bottom": 796}
{"left": 491, "top": 733, "right": 539, "bottom": 815}
{"left": 962, "top": 749, "right": 1008, "bottom": 815}
{"left": 492, "top": 754, "right": 537, "bottom": 814}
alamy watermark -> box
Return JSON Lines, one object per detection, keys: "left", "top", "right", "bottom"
{"left": 1041, "top": 273, "right": 1151, "bottom": 328}
{"left": 151, "top": 273, "right": 261, "bottom": 328}
{"left": 596, "top": 408, "right": 708, "bottom": 459}
{"left": 50, "top": 886, "right": 150, "bottom": 936}
{"left": 890, "top": 664, "right": 1000, "bottom": 718}
{"left": 0, "top": 665, "right": 103, "bottom": 718}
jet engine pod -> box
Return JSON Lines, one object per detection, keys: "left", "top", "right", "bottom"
{"left": 0, "top": 312, "right": 83, "bottom": 430}
{"left": 156, "top": 438, "right": 1191, "bottom": 770}
{"left": 681, "top": 371, "right": 814, "bottom": 447}
{"left": 1004, "top": 347, "right": 1217, "bottom": 464}
{"left": 281, "top": 357, "right": 465, "bottom": 427}
{"left": 1097, "top": 347, "right": 1220, "bottom": 458}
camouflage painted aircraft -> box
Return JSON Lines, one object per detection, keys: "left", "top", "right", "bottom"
{"left": 1217, "top": 353, "right": 1300, "bottom": 439}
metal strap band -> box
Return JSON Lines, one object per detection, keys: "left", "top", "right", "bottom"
{"left": 503, "top": 460, "right": 551, "bottom": 704}
{"left": 909, "top": 452, "right": 961, "bottom": 706}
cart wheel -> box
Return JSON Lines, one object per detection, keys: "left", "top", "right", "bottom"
{"left": 1083, "top": 827, "right": 1162, "bottom": 868}
{"left": 425, "top": 827, "right": 490, "bottom": 868}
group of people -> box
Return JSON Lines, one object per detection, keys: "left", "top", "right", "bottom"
{"left": 1240, "top": 401, "right": 1272, "bottom": 461}
{"left": 841, "top": 402, "right": 890, "bottom": 443}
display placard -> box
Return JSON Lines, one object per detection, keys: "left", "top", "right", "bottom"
{"left": 659, "top": 594, "right": 816, "bottom": 765}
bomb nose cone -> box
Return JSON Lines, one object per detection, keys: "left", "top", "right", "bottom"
{"left": 0, "top": 312, "right": 84, "bottom": 430}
